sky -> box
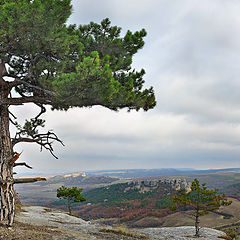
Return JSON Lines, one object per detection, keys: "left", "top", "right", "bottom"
{"left": 13, "top": 0, "right": 240, "bottom": 173}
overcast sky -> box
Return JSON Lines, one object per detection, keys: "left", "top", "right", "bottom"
{"left": 13, "top": 0, "right": 240, "bottom": 173}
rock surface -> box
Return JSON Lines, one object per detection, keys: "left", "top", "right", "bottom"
{"left": 16, "top": 206, "right": 96, "bottom": 232}
{"left": 16, "top": 206, "right": 227, "bottom": 240}
{"left": 16, "top": 206, "right": 99, "bottom": 240}
{"left": 140, "top": 226, "right": 226, "bottom": 240}
{"left": 127, "top": 178, "right": 191, "bottom": 192}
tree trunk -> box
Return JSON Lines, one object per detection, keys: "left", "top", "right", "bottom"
{"left": 0, "top": 76, "right": 15, "bottom": 226}
{"left": 195, "top": 214, "right": 200, "bottom": 237}
{"left": 67, "top": 198, "right": 72, "bottom": 215}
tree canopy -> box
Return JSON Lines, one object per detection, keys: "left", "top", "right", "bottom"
{"left": 0, "top": 0, "right": 156, "bottom": 226}
{"left": 0, "top": 0, "right": 155, "bottom": 111}
{"left": 0, "top": 0, "right": 156, "bottom": 157}
{"left": 171, "top": 178, "right": 232, "bottom": 237}
{"left": 57, "top": 186, "right": 86, "bottom": 214}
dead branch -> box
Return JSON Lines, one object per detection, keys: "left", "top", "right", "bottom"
{"left": 35, "top": 104, "right": 46, "bottom": 119}
{"left": 12, "top": 131, "right": 64, "bottom": 159}
{"left": 9, "top": 152, "right": 22, "bottom": 165}
{"left": 13, "top": 162, "right": 32, "bottom": 169}
{"left": 10, "top": 95, "right": 63, "bottom": 159}
{"left": 14, "top": 177, "right": 46, "bottom": 184}
{"left": 8, "top": 109, "right": 17, "bottom": 119}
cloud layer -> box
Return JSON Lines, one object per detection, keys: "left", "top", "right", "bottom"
{"left": 13, "top": 0, "right": 240, "bottom": 173}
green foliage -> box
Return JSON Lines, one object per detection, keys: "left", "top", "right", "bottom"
{"left": 223, "top": 229, "right": 238, "bottom": 240}
{"left": 15, "top": 118, "right": 45, "bottom": 136}
{"left": 52, "top": 182, "right": 171, "bottom": 210}
{"left": 0, "top": 1, "right": 156, "bottom": 111}
{"left": 82, "top": 183, "right": 153, "bottom": 204}
{"left": 171, "top": 178, "right": 232, "bottom": 214}
{"left": 100, "top": 228, "right": 146, "bottom": 239}
{"left": 51, "top": 182, "right": 175, "bottom": 222}
{"left": 171, "top": 178, "right": 232, "bottom": 237}
{"left": 57, "top": 186, "right": 86, "bottom": 202}
{"left": 57, "top": 186, "right": 86, "bottom": 214}
{"left": 51, "top": 18, "right": 155, "bottom": 111}
{"left": 155, "top": 196, "right": 171, "bottom": 209}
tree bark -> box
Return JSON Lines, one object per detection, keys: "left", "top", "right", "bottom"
{"left": 0, "top": 106, "right": 15, "bottom": 226}
{"left": 0, "top": 67, "right": 15, "bottom": 226}
{"left": 67, "top": 198, "right": 72, "bottom": 215}
{"left": 195, "top": 213, "right": 200, "bottom": 237}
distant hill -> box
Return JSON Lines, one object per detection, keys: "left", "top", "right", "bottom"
{"left": 15, "top": 169, "right": 240, "bottom": 206}
{"left": 49, "top": 176, "right": 240, "bottom": 229}
{"left": 15, "top": 173, "right": 121, "bottom": 206}
{"left": 221, "top": 183, "right": 240, "bottom": 200}
{"left": 15, "top": 169, "right": 240, "bottom": 231}
{"left": 17, "top": 167, "right": 240, "bottom": 179}
{"left": 43, "top": 173, "right": 119, "bottom": 188}
{"left": 50, "top": 180, "right": 178, "bottom": 226}
{"left": 13, "top": 205, "right": 228, "bottom": 240}
{"left": 86, "top": 168, "right": 240, "bottom": 178}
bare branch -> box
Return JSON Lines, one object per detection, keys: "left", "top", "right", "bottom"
{"left": 12, "top": 132, "right": 64, "bottom": 159}
{"left": 8, "top": 108, "right": 18, "bottom": 126}
{"left": 13, "top": 162, "right": 33, "bottom": 169}
{"left": 5, "top": 96, "right": 52, "bottom": 105}
{"left": 8, "top": 109, "right": 17, "bottom": 119}
{"left": 10, "top": 100, "right": 63, "bottom": 159}
{"left": 9, "top": 152, "right": 23, "bottom": 165}
{"left": 9, "top": 117, "right": 16, "bottom": 125}
{"left": 12, "top": 137, "right": 37, "bottom": 145}
{"left": 14, "top": 177, "right": 46, "bottom": 184}
{"left": 35, "top": 104, "right": 46, "bottom": 119}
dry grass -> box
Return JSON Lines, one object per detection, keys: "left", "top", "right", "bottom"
{"left": 0, "top": 222, "right": 63, "bottom": 240}
{"left": 100, "top": 226, "right": 147, "bottom": 239}
{"left": 159, "top": 198, "right": 240, "bottom": 228}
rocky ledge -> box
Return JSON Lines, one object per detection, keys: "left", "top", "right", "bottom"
{"left": 15, "top": 206, "right": 227, "bottom": 240}
{"left": 140, "top": 226, "right": 226, "bottom": 240}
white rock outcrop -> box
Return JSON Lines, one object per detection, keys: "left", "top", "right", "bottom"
{"left": 16, "top": 206, "right": 227, "bottom": 240}
{"left": 140, "top": 226, "right": 226, "bottom": 240}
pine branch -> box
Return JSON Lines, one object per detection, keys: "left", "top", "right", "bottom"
{"left": 8, "top": 75, "right": 56, "bottom": 97}
{"left": 6, "top": 96, "right": 52, "bottom": 105}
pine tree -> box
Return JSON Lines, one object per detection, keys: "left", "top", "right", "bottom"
{"left": 0, "top": 0, "right": 156, "bottom": 226}
{"left": 57, "top": 186, "right": 86, "bottom": 215}
{"left": 171, "top": 178, "right": 232, "bottom": 237}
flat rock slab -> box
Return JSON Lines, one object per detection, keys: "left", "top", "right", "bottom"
{"left": 16, "top": 206, "right": 99, "bottom": 240}
{"left": 16, "top": 206, "right": 227, "bottom": 240}
{"left": 16, "top": 206, "right": 95, "bottom": 232}
{"left": 140, "top": 226, "right": 226, "bottom": 240}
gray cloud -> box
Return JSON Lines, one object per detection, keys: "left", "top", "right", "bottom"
{"left": 12, "top": 0, "right": 240, "bottom": 174}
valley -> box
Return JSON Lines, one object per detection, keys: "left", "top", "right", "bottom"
{"left": 15, "top": 168, "right": 240, "bottom": 237}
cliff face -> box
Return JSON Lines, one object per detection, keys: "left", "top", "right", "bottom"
{"left": 125, "top": 178, "right": 191, "bottom": 193}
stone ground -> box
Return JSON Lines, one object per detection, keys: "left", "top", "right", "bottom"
{"left": 14, "top": 206, "right": 143, "bottom": 240}
{"left": 140, "top": 226, "right": 228, "bottom": 240}
{"left": 0, "top": 206, "right": 226, "bottom": 240}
